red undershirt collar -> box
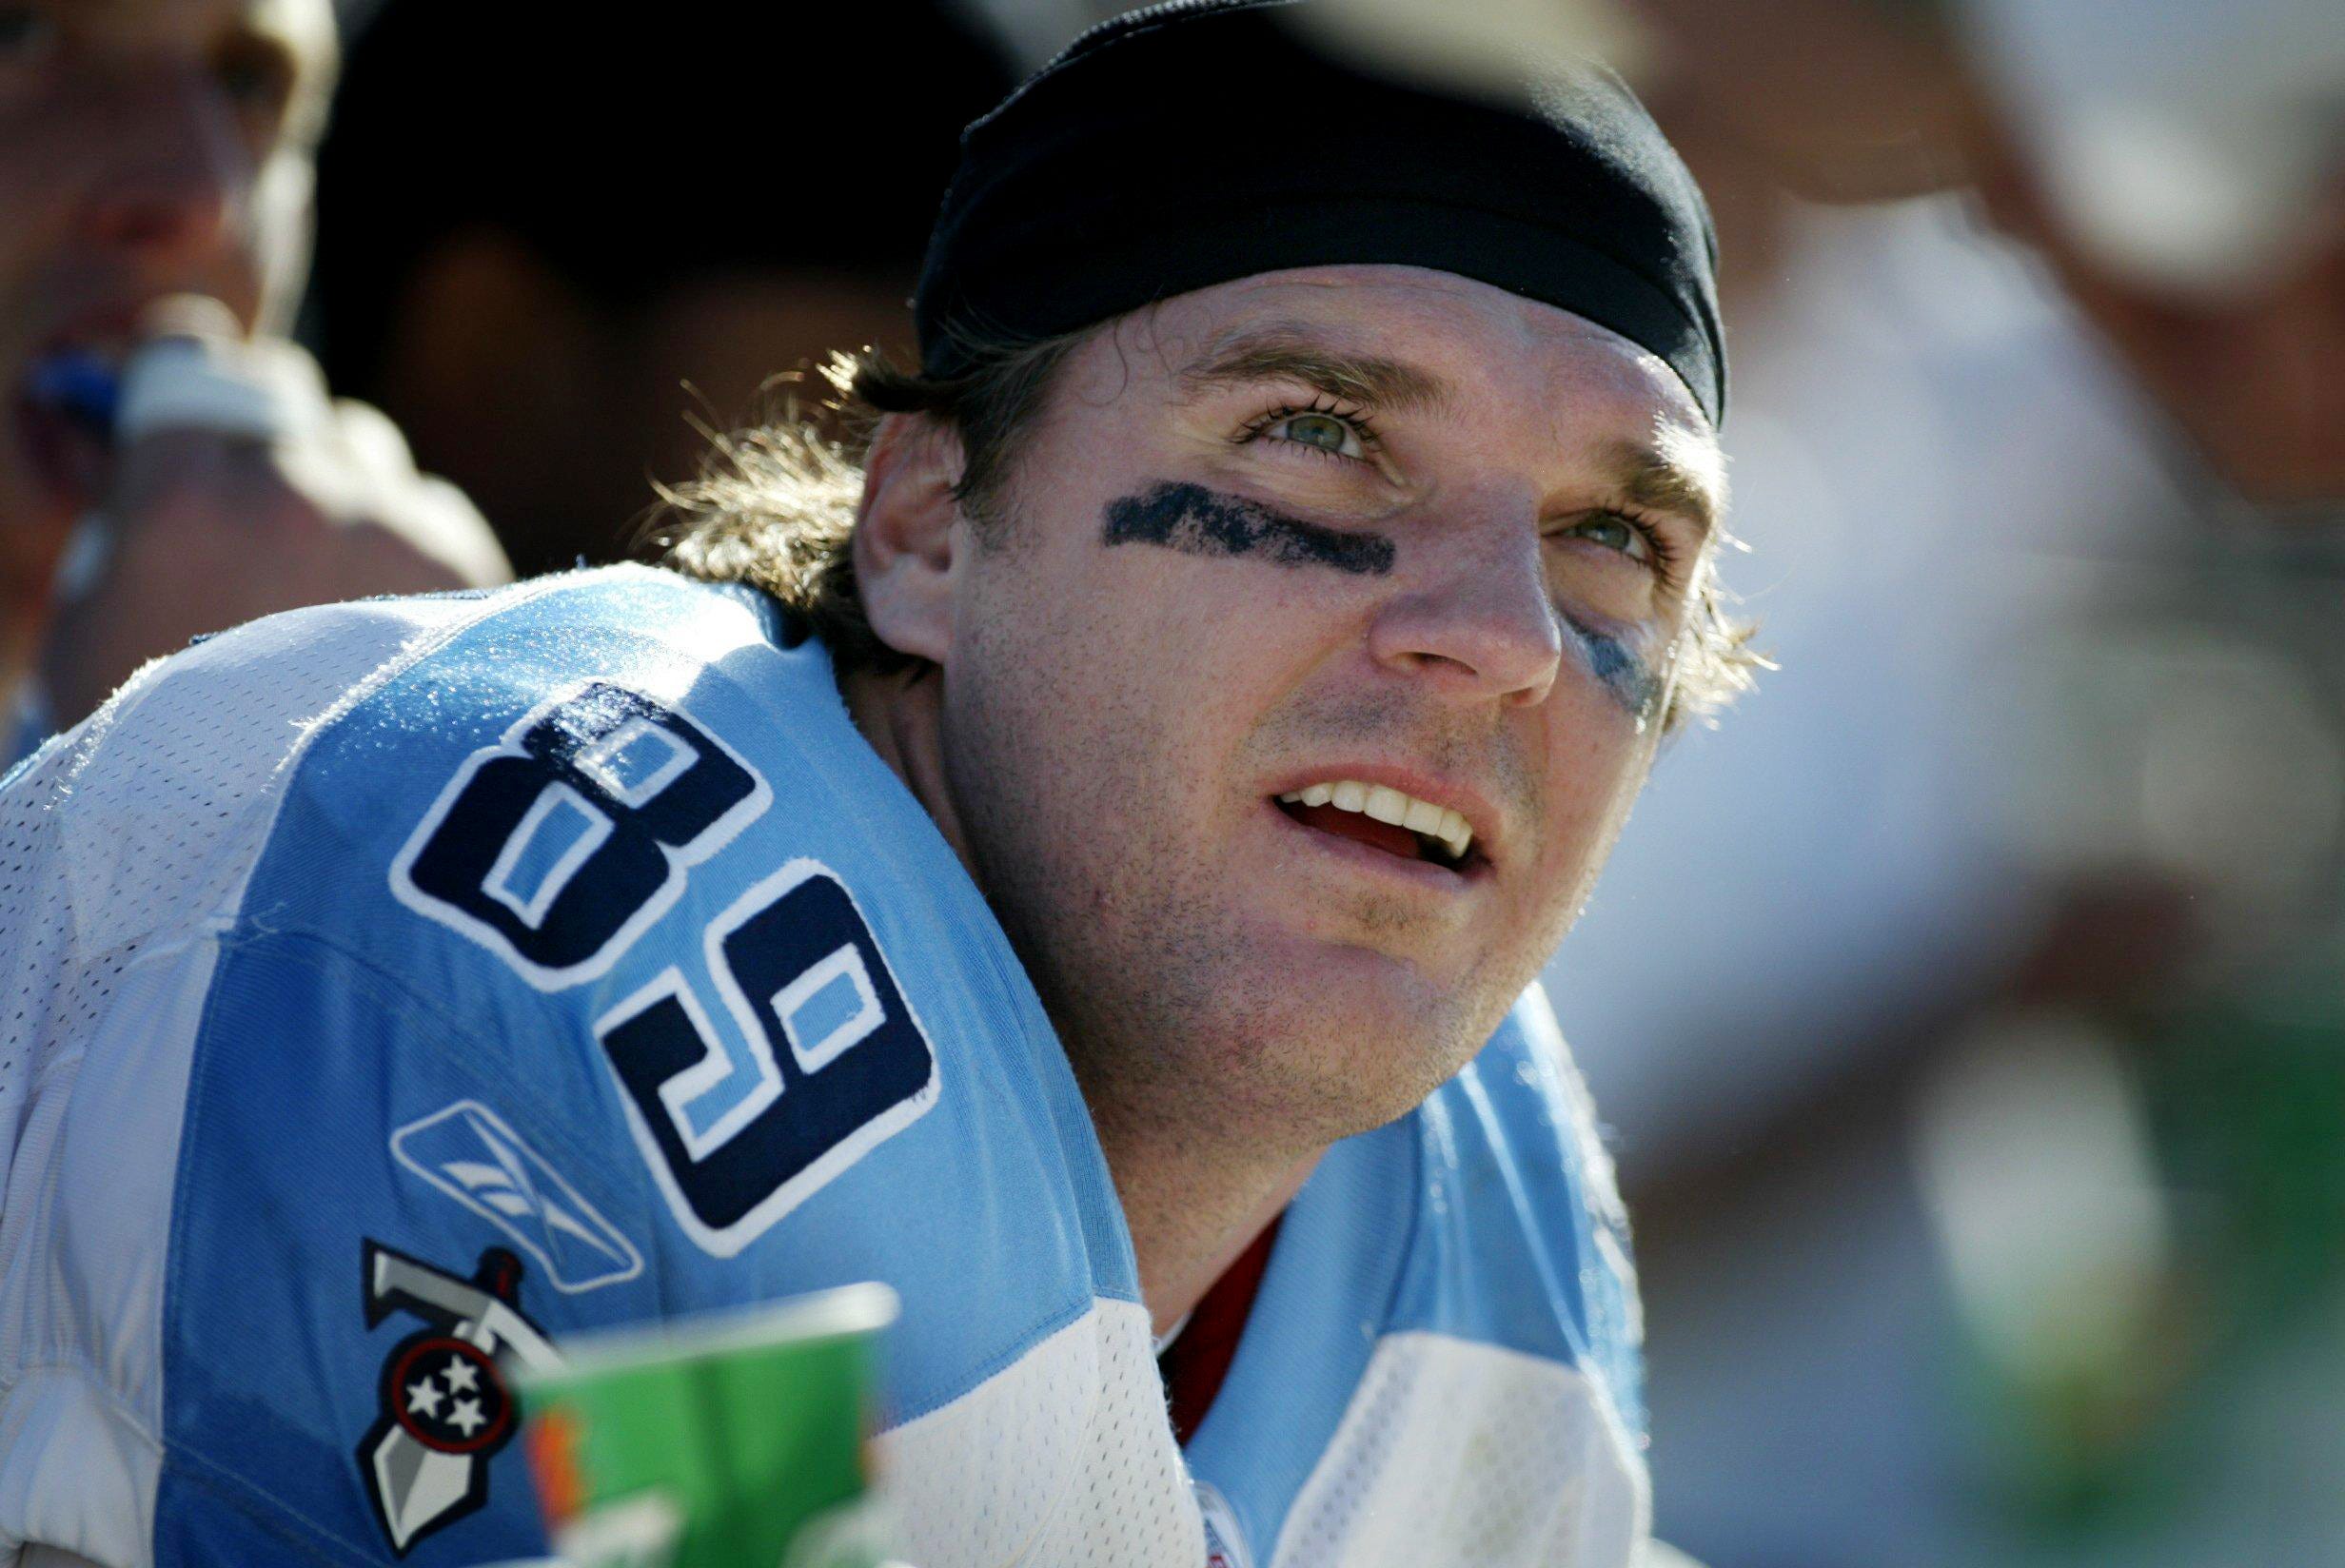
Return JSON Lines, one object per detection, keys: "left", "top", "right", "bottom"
{"left": 1158, "top": 1215, "right": 1283, "bottom": 1447}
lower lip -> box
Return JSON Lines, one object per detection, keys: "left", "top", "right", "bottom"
{"left": 1262, "top": 799, "right": 1485, "bottom": 893}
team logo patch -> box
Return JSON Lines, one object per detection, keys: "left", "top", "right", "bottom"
{"left": 391, "top": 1100, "right": 644, "bottom": 1293}
{"left": 385, "top": 1335, "right": 511, "bottom": 1452}
{"left": 358, "top": 1242, "right": 562, "bottom": 1556}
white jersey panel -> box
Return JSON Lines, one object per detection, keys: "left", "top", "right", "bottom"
{"left": 0, "top": 943, "right": 210, "bottom": 1567}
{"left": 881, "top": 1299, "right": 1199, "bottom": 1568}
{"left": 0, "top": 591, "right": 536, "bottom": 1567}
{"left": 1272, "top": 1332, "right": 1648, "bottom": 1568}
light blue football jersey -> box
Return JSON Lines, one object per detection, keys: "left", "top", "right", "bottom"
{"left": 0, "top": 567, "right": 1647, "bottom": 1568}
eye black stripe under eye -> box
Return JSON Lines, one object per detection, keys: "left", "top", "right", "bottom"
{"left": 1102, "top": 481, "right": 1395, "bottom": 576}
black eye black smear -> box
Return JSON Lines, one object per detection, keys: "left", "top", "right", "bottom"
{"left": 1561, "top": 610, "right": 1665, "bottom": 723}
{"left": 1102, "top": 480, "right": 1394, "bottom": 577}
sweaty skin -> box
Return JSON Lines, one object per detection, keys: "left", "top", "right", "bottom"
{"left": 1102, "top": 480, "right": 1395, "bottom": 576}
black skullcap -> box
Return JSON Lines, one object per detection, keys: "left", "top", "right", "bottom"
{"left": 915, "top": 0, "right": 1726, "bottom": 425}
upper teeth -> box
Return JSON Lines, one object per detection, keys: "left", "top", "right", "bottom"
{"left": 1279, "top": 781, "right": 1475, "bottom": 860}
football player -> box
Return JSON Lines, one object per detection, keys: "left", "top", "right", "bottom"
{"left": 0, "top": 2, "right": 1745, "bottom": 1562}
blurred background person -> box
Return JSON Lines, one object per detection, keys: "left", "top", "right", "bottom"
{"left": 309, "top": 0, "right": 1018, "bottom": 577}
{"left": 0, "top": 0, "right": 507, "bottom": 759}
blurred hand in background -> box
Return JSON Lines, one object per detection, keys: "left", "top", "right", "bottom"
{"left": 34, "top": 296, "right": 506, "bottom": 727}
{"left": 1627, "top": 0, "right": 2345, "bottom": 509}
{"left": 1957, "top": 19, "right": 2345, "bottom": 511}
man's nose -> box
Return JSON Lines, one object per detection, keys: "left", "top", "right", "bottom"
{"left": 77, "top": 68, "right": 249, "bottom": 265}
{"left": 1366, "top": 504, "right": 1563, "bottom": 706}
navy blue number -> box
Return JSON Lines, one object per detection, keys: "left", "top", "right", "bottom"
{"left": 598, "top": 871, "right": 936, "bottom": 1242}
{"left": 401, "top": 683, "right": 759, "bottom": 979}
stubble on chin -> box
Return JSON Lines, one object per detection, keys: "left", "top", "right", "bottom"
{"left": 1019, "top": 822, "right": 1519, "bottom": 1155}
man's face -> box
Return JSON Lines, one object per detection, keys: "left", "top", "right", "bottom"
{"left": 0, "top": 0, "right": 329, "bottom": 593}
{"left": 936, "top": 265, "right": 1724, "bottom": 1148}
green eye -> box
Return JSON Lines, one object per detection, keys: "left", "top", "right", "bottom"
{"left": 1280, "top": 412, "right": 1355, "bottom": 454}
{"left": 1559, "top": 514, "right": 1651, "bottom": 561}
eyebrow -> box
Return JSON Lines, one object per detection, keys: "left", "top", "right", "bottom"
{"left": 1597, "top": 437, "right": 1724, "bottom": 539}
{"left": 1174, "top": 324, "right": 1456, "bottom": 416}
{"left": 1177, "top": 323, "right": 1724, "bottom": 534}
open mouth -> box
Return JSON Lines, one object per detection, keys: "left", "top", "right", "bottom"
{"left": 1273, "top": 779, "right": 1483, "bottom": 872}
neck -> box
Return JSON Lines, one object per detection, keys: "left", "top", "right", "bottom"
{"left": 841, "top": 656, "right": 1315, "bottom": 1335}
{"left": 840, "top": 658, "right": 975, "bottom": 872}
{"left": 1094, "top": 1101, "right": 1320, "bottom": 1337}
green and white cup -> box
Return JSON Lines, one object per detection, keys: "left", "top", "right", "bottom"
{"left": 500, "top": 1283, "right": 900, "bottom": 1568}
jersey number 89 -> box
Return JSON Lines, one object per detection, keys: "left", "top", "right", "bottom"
{"left": 391, "top": 683, "right": 938, "bottom": 1255}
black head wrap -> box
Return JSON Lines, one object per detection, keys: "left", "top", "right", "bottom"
{"left": 915, "top": 0, "right": 1726, "bottom": 425}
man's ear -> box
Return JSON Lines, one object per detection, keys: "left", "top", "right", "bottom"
{"left": 853, "top": 414, "right": 963, "bottom": 665}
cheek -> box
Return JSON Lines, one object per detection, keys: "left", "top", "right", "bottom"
{"left": 954, "top": 544, "right": 1163, "bottom": 786}
{"left": 967, "top": 577, "right": 1298, "bottom": 864}
{"left": 1134, "top": 570, "right": 1355, "bottom": 788}
{"left": 1528, "top": 702, "right": 1655, "bottom": 876}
